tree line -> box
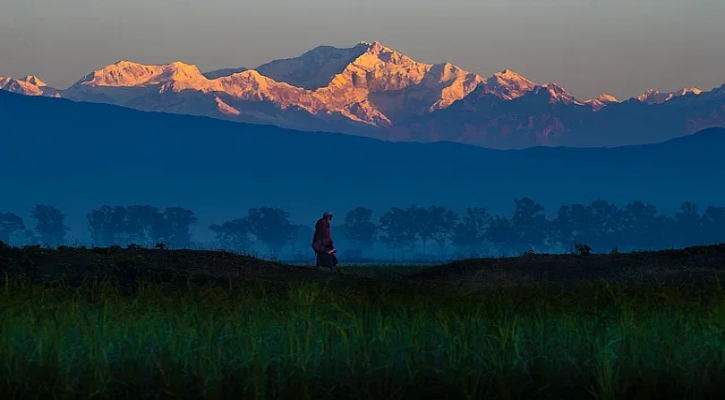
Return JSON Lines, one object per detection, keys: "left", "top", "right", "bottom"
{"left": 1, "top": 198, "right": 724, "bottom": 259}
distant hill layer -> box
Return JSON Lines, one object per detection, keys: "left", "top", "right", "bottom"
{"left": 1, "top": 90, "right": 724, "bottom": 238}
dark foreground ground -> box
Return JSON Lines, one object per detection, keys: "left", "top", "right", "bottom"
{"left": 2, "top": 243, "right": 725, "bottom": 399}
{"left": 4, "top": 242, "right": 725, "bottom": 292}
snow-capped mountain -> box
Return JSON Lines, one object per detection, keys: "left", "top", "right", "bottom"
{"left": 583, "top": 94, "right": 619, "bottom": 111}
{"left": 0, "top": 75, "right": 60, "bottom": 97}
{"left": 634, "top": 88, "right": 702, "bottom": 104}
{"left": 59, "top": 41, "right": 490, "bottom": 128}
{"left": 1, "top": 41, "right": 724, "bottom": 149}
{"left": 254, "top": 43, "right": 373, "bottom": 90}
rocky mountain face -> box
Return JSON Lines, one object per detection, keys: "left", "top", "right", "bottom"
{"left": 2, "top": 41, "right": 724, "bottom": 149}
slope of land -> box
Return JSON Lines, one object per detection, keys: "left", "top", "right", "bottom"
{"left": 410, "top": 244, "right": 725, "bottom": 293}
{"left": 4, "top": 242, "right": 725, "bottom": 293}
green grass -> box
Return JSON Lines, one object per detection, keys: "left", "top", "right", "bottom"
{"left": 2, "top": 276, "right": 725, "bottom": 399}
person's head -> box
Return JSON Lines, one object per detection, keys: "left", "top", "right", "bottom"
{"left": 323, "top": 211, "right": 333, "bottom": 221}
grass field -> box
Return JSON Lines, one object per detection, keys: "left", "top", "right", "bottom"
{"left": 2, "top": 243, "right": 725, "bottom": 399}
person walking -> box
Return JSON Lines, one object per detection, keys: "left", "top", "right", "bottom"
{"left": 312, "top": 211, "right": 339, "bottom": 268}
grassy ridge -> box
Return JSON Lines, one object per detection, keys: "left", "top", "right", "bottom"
{"left": 2, "top": 275, "right": 725, "bottom": 399}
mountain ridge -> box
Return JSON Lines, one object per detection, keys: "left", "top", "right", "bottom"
{"left": 1, "top": 40, "right": 723, "bottom": 149}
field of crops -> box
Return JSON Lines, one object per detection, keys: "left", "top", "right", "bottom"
{"left": 2, "top": 243, "right": 725, "bottom": 399}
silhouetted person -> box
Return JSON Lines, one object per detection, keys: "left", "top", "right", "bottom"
{"left": 312, "top": 211, "right": 339, "bottom": 268}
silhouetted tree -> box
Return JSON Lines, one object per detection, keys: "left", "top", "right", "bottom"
{"left": 163, "top": 206, "right": 197, "bottom": 248}
{"left": 109, "top": 206, "right": 128, "bottom": 243}
{"left": 552, "top": 205, "right": 574, "bottom": 249}
{"left": 588, "top": 200, "right": 622, "bottom": 251}
{"left": 378, "top": 206, "right": 418, "bottom": 259}
{"left": 450, "top": 207, "right": 490, "bottom": 256}
{"left": 125, "top": 205, "right": 167, "bottom": 246}
{"left": 29, "top": 204, "right": 69, "bottom": 248}
{"left": 511, "top": 197, "right": 548, "bottom": 251}
{"left": 341, "top": 206, "right": 378, "bottom": 255}
{"left": 0, "top": 212, "right": 25, "bottom": 244}
{"left": 62, "top": 196, "right": 725, "bottom": 258}
{"left": 246, "top": 207, "right": 298, "bottom": 257}
{"left": 424, "top": 205, "right": 459, "bottom": 255}
{"left": 87, "top": 206, "right": 111, "bottom": 246}
{"left": 87, "top": 205, "right": 128, "bottom": 246}
{"left": 409, "top": 206, "right": 433, "bottom": 252}
{"left": 621, "top": 201, "right": 659, "bottom": 250}
{"left": 209, "top": 217, "right": 253, "bottom": 252}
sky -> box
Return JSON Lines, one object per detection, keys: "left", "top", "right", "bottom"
{"left": 0, "top": 0, "right": 723, "bottom": 100}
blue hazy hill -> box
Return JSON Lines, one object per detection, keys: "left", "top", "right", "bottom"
{"left": 1, "top": 90, "right": 724, "bottom": 240}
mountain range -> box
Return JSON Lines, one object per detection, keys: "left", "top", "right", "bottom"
{"left": 2, "top": 41, "right": 724, "bottom": 149}
{"left": 2, "top": 89, "right": 724, "bottom": 242}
